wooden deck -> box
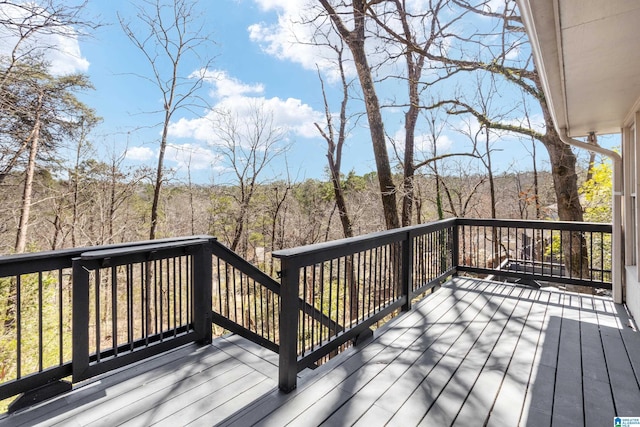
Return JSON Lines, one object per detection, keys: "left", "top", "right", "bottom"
{"left": 2, "top": 277, "right": 640, "bottom": 426}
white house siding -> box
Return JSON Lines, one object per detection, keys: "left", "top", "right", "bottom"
{"left": 623, "top": 108, "right": 640, "bottom": 321}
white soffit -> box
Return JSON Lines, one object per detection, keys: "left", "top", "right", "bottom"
{"left": 518, "top": 0, "right": 640, "bottom": 137}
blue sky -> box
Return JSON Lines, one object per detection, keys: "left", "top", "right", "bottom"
{"left": 76, "top": 0, "right": 331, "bottom": 184}
{"left": 4, "top": 0, "right": 619, "bottom": 184}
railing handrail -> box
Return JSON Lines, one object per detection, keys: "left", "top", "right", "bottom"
{"left": 456, "top": 217, "right": 612, "bottom": 232}
{"left": 0, "top": 235, "right": 213, "bottom": 276}
{"left": 0, "top": 235, "right": 213, "bottom": 263}
{"left": 210, "top": 240, "right": 280, "bottom": 295}
{"left": 78, "top": 237, "right": 214, "bottom": 261}
{"left": 273, "top": 217, "right": 612, "bottom": 263}
{"left": 273, "top": 218, "right": 457, "bottom": 263}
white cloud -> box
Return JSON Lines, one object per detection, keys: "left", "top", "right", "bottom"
{"left": 46, "top": 29, "right": 90, "bottom": 75}
{"left": 195, "top": 69, "right": 265, "bottom": 98}
{"left": 249, "top": 96, "right": 322, "bottom": 139}
{"left": 484, "top": 0, "right": 506, "bottom": 14}
{"left": 167, "top": 116, "right": 214, "bottom": 141}
{"left": 252, "top": 0, "right": 302, "bottom": 12}
{"left": 0, "top": 3, "right": 89, "bottom": 75}
{"left": 123, "top": 143, "right": 221, "bottom": 171}
{"left": 125, "top": 146, "right": 155, "bottom": 161}
{"left": 246, "top": 0, "right": 446, "bottom": 83}
{"left": 165, "top": 144, "right": 220, "bottom": 170}
{"left": 247, "top": 2, "right": 355, "bottom": 80}
{"left": 168, "top": 71, "right": 324, "bottom": 144}
{"left": 389, "top": 127, "right": 455, "bottom": 157}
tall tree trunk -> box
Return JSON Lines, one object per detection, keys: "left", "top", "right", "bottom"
{"left": 71, "top": 137, "right": 82, "bottom": 247}
{"left": 585, "top": 132, "right": 598, "bottom": 183}
{"left": 109, "top": 163, "right": 117, "bottom": 244}
{"left": 402, "top": 103, "right": 417, "bottom": 227}
{"left": 15, "top": 117, "right": 41, "bottom": 254}
{"left": 350, "top": 44, "right": 400, "bottom": 230}
{"left": 231, "top": 197, "right": 250, "bottom": 252}
{"left": 52, "top": 211, "right": 63, "bottom": 250}
{"left": 320, "top": 0, "right": 400, "bottom": 230}
{"left": 149, "top": 119, "right": 169, "bottom": 240}
{"left": 400, "top": 11, "right": 426, "bottom": 227}
{"left": 6, "top": 105, "right": 41, "bottom": 330}
{"left": 542, "top": 124, "right": 590, "bottom": 290}
{"left": 316, "top": 54, "right": 355, "bottom": 240}
{"left": 532, "top": 138, "right": 541, "bottom": 219}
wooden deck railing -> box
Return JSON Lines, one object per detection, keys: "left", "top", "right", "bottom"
{"left": 0, "top": 218, "right": 612, "bottom": 405}
{"left": 274, "top": 219, "right": 458, "bottom": 392}
{"left": 273, "top": 218, "right": 611, "bottom": 391}
{"left": 0, "top": 236, "right": 282, "bottom": 412}
{"left": 456, "top": 218, "right": 612, "bottom": 289}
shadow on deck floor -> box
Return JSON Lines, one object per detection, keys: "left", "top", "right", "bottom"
{"left": 2, "top": 277, "right": 640, "bottom": 426}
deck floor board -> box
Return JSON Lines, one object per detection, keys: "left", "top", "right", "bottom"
{"left": 2, "top": 277, "right": 639, "bottom": 427}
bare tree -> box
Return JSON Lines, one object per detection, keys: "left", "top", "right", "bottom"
{"left": 100, "top": 146, "right": 148, "bottom": 244}
{"left": 266, "top": 180, "right": 291, "bottom": 276}
{"left": 211, "top": 103, "right": 287, "bottom": 254}
{"left": 367, "top": 0, "right": 588, "bottom": 276}
{"left": 371, "top": 0, "right": 466, "bottom": 226}
{"left": 119, "top": 0, "right": 215, "bottom": 240}
{"left": 438, "top": 161, "right": 487, "bottom": 218}
{"left": 68, "top": 112, "right": 100, "bottom": 247}
{"left": 0, "top": 1, "right": 97, "bottom": 185}
{"left": 318, "top": 0, "right": 400, "bottom": 230}
{"left": 14, "top": 72, "right": 93, "bottom": 253}
{"left": 314, "top": 40, "right": 356, "bottom": 239}
{"left": 521, "top": 104, "right": 542, "bottom": 219}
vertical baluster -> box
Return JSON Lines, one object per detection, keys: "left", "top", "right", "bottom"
{"left": 176, "top": 256, "right": 181, "bottom": 331}
{"left": 111, "top": 266, "right": 118, "bottom": 356}
{"left": 38, "top": 272, "right": 43, "bottom": 372}
{"left": 371, "top": 248, "right": 377, "bottom": 312}
{"left": 159, "top": 259, "right": 164, "bottom": 339}
{"left": 589, "top": 231, "right": 594, "bottom": 282}
{"left": 355, "top": 251, "right": 361, "bottom": 323}
{"left": 258, "top": 279, "right": 263, "bottom": 339}
{"left": 328, "top": 259, "right": 334, "bottom": 340}
{"left": 127, "top": 264, "right": 133, "bottom": 351}
{"left": 252, "top": 278, "right": 258, "bottom": 335}
{"left": 58, "top": 269, "right": 64, "bottom": 366}
{"left": 600, "top": 230, "right": 604, "bottom": 282}
{"left": 366, "top": 249, "right": 372, "bottom": 316}
{"left": 300, "top": 266, "right": 306, "bottom": 356}
{"left": 95, "top": 269, "right": 101, "bottom": 362}
{"left": 171, "top": 257, "right": 176, "bottom": 335}
{"left": 220, "top": 258, "right": 225, "bottom": 322}
{"left": 231, "top": 263, "right": 237, "bottom": 324}
{"left": 335, "top": 257, "right": 341, "bottom": 331}
{"left": 319, "top": 262, "right": 325, "bottom": 345}
{"left": 144, "top": 261, "right": 149, "bottom": 346}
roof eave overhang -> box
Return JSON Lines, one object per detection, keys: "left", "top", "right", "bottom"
{"left": 516, "top": 0, "right": 570, "bottom": 135}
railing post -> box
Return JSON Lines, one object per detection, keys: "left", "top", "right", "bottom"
{"left": 193, "top": 241, "right": 213, "bottom": 345}
{"left": 401, "top": 232, "right": 413, "bottom": 311}
{"left": 72, "top": 258, "right": 90, "bottom": 382}
{"left": 278, "top": 257, "right": 300, "bottom": 393}
{"left": 452, "top": 221, "right": 460, "bottom": 274}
